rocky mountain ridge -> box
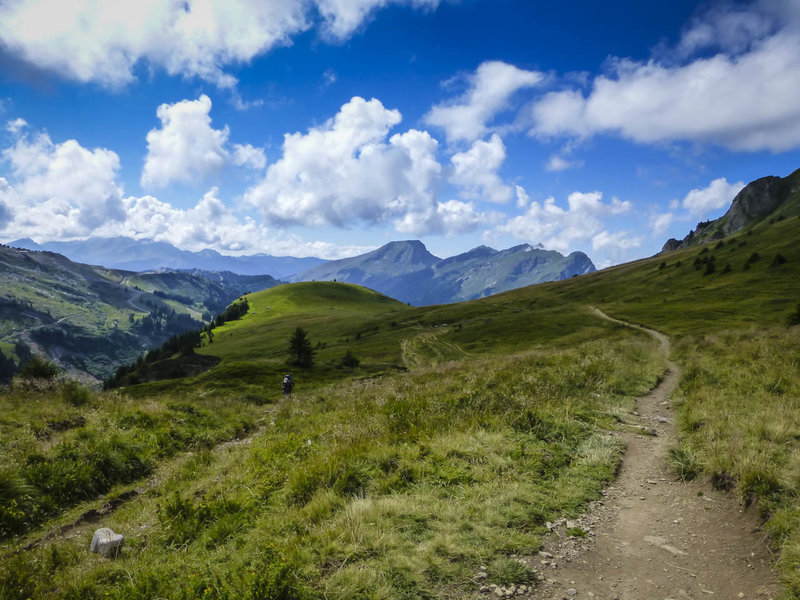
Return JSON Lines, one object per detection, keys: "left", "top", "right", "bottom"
{"left": 663, "top": 167, "right": 800, "bottom": 251}
{"left": 292, "top": 240, "right": 596, "bottom": 305}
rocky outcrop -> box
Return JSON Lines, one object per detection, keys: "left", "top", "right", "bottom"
{"left": 662, "top": 171, "right": 796, "bottom": 252}
{"left": 719, "top": 176, "right": 788, "bottom": 235}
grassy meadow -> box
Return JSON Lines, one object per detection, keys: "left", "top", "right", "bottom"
{"left": 1, "top": 215, "right": 800, "bottom": 598}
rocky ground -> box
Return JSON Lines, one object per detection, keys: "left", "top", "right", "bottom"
{"left": 474, "top": 311, "right": 782, "bottom": 600}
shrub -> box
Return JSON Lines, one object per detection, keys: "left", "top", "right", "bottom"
{"left": 61, "top": 381, "right": 91, "bottom": 406}
{"left": 787, "top": 303, "right": 800, "bottom": 327}
{"left": 771, "top": 254, "right": 787, "bottom": 267}
{"left": 340, "top": 350, "right": 360, "bottom": 369}
{"left": 703, "top": 261, "right": 716, "bottom": 276}
{"left": 747, "top": 252, "right": 760, "bottom": 264}
{"left": 18, "top": 356, "right": 60, "bottom": 380}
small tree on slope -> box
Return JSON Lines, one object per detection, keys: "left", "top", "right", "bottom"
{"left": 288, "top": 327, "right": 315, "bottom": 368}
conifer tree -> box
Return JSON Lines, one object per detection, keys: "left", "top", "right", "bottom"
{"left": 288, "top": 327, "right": 314, "bottom": 368}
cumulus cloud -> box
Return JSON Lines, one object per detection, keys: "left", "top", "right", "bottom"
{"left": 84, "top": 189, "right": 370, "bottom": 259}
{"left": 231, "top": 143, "right": 267, "bottom": 170}
{"left": 449, "top": 134, "right": 512, "bottom": 204}
{"left": 244, "top": 96, "right": 481, "bottom": 236}
{"left": 141, "top": 95, "right": 228, "bottom": 189}
{"left": 0, "top": 178, "right": 15, "bottom": 229}
{"left": 680, "top": 177, "right": 745, "bottom": 217}
{"left": 141, "top": 95, "right": 263, "bottom": 189}
{"left": 498, "top": 191, "right": 632, "bottom": 254}
{"left": 0, "top": 0, "right": 442, "bottom": 89}
{"left": 529, "top": 0, "right": 800, "bottom": 152}
{"left": 650, "top": 212, "right": 675, "bottom": 237}
{"left": 426, "top": 61, "right": 543, "bottom": 143}
{"left": 2, "top": 128, "right": 125, "bottom": 236}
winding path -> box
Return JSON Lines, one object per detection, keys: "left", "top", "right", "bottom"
{"left": 528, "top": 308, "right": 781, "bottom": 600}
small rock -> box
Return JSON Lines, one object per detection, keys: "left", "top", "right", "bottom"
{"left": 90, "top": 527, "right": 124, "bottom": 558}
{"left": 566, "top": 589, "right": 577, "bottom": 596}
{"left": 539, "top": 551, "right": 553, "bottom": 558}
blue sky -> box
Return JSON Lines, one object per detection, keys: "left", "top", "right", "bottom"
{"left": 1, "top": 0, "right": 799, "bottom": 268}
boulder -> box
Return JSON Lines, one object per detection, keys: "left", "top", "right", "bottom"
{"left": 90, "top": 527, "right": 124, "bottom": 557}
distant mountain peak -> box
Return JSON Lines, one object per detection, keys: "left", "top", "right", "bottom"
{"left": 293, "top": 239, "right": 595, "bottom": 305}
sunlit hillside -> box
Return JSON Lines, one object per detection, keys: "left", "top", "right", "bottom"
{"left": 1, "top": 216, "right": 800, "bottom": 599}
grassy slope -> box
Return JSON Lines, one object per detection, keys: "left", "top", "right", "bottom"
{"left": 2, "top": 218, "right": 800, "bottom": 598}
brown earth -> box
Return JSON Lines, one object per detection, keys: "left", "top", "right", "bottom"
{"left": 517, "top": 309, "right": 782, "bottom": 600}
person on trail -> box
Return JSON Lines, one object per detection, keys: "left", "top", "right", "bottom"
{"left": 282, "top": 374, "right": 294, "bottom": 398}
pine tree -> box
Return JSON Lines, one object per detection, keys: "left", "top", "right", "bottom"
{"left": 288, "top": 327, "right": 315, "bottom": 368}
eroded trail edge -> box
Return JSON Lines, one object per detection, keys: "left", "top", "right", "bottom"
{"left": 527, "top": 308, "right": 781, "bottom": 600}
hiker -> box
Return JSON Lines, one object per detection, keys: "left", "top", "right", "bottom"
{"left": 282, "top": 374, "right": 294, "bottom": 398}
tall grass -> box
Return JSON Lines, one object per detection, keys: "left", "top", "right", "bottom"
{"left": 0, "top": 384, "right": 259, "bottom": 538}
{"left": 0, "top": 330, "right": 662, "bottom": 599}
{"left": 670, "top": 327, "right": 800, "bottom": 594}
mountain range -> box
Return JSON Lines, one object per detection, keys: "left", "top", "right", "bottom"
{"left": 292, "top": 241, "right": 596, "bottom": 305}
{"left": 9, "top": 237, "right": 324, "bottom": 279}
{"left": 9, "top": 236, "right": 598, "bottom": 306}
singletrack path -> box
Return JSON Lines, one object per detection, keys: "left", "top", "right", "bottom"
{"left": 526, "top": 308, "right": 781, "bottom": 600}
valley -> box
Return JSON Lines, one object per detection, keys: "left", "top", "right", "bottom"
{"left": 1, "top": 209, "right": 799, "bottom": 598}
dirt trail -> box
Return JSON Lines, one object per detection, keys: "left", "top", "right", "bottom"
{"left": 527, "top": 308, "right": 781, "bottom": 600}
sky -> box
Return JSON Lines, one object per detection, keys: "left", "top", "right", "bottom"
{"left": 1, "top": 0, "right": 799, "bottom": 268}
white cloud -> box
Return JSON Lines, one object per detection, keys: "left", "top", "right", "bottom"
{"left": 498, "top": 190, "right": 632, "bottom": 254}
{"left": 0, "top": 0, "right": 442, "bottom": 89}
{"left": 90, "top": 189, "right": 372, "bottom": 259}
{"left": 6, "top": 118, "right": 27, "bottom": 134}
{"left": 529, "top": 1, "right": 800, "bottom": 152}
{"left": 231, "top": 143, "right": 267, "bottom": 170}
{"left": 426, "top": 61, "right": 543, "bottom": 143}
{"left": 650, "top": 212, "right": 675, "bottom": 237}
{"left": 680, "top": 177, "right": 745, "bottom": 217}
{"left": 449, "top": 134, "right": 512, "bottom": 204}
{"left": 244, "top": 96, "right": 478, "bottom": 236}
{"left": 141, "top": 95, "right": 263, "bottom": 189}
{"left": 2, "top": 128, "right": 125, "bottom": 236}
{"left": 592, "top": 230, "right": 641, "bottom": 253}
{"left": 316, "top": 0, "right": 440, "bottom": 40}
{"left": 515, "top": 185, "right": 530, "bottom": 208}
{"left": 141, "top": 95, "right": 229, "bottom": 189}
{"left": 0, "top": 178, "right": 15, "bottom": 230}
{"left": 545, "top": 153, "right": 583, "bottom": 172}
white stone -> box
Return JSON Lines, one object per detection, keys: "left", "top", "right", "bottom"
{"left": 90, "top": 527, "right": 124, "bottom": 558}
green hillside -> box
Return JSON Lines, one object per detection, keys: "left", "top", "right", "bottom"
{"left": 2, "top": 217, "right": 800, "bottom": 599}
{"left": 0, "top": 245, "right": 279, "bottom": 380}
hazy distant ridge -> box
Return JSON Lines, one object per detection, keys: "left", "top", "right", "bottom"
{"left": 292, "top": 240, "right": 596, "bottom": 305}
{"left": 9, "top": 237, "right": 324, "bottom": 279}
